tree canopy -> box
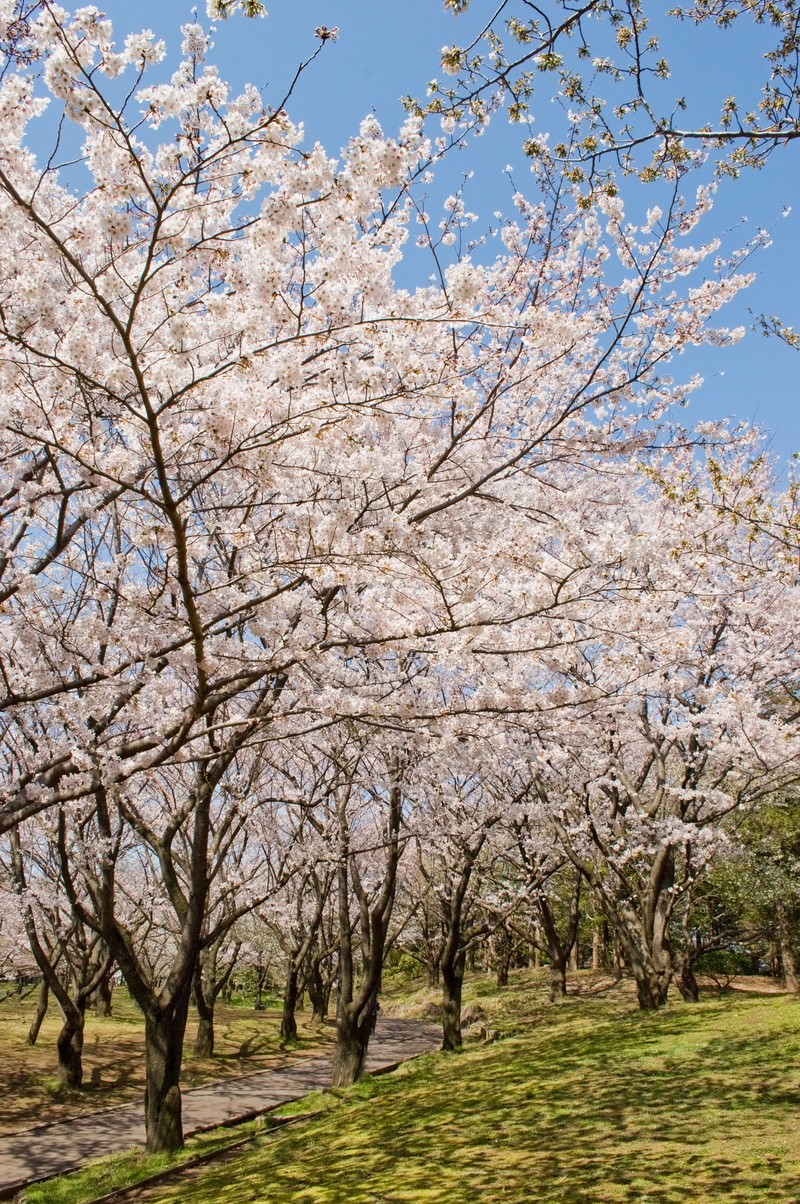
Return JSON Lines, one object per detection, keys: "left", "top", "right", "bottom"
{"left": 0, "top": 0, "right": 797, "bottom": 1159}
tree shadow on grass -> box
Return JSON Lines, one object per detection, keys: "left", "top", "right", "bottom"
{"left": 146, "top": 995, "right": 800, "bottom": 1204}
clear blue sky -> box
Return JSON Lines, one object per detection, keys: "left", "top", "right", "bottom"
{"left": 33, "top": 2, "right": 800, "bottom": 460}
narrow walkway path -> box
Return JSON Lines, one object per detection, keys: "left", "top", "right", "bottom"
{"left": 0, "top": 1019, "right": 441, "bottom": 1196}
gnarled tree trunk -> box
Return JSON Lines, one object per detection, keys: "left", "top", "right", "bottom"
{"left": 537, "top": 874, "right": 583, "bottom": 1003}
{"left": 629, "top": 946, "right": 672, "bottom": 1010}
{"left": 493, "top": 926, "right": 513, "bottom": 987}
{"left": 548, "top": 953, "right": 568, "bottom": 1002}
{"left": 331, "top": 1000, "right": 377, "bottom": 1086}
{"left": 143, "top": 985, "right": 192, "bottom": 1154}
{"left": 56, "top": 997, "right": 87, "bottom": 1089}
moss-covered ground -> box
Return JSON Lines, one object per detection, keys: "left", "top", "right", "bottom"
{"left": 22, "top": 972, "right": 800, "bottom": 1203}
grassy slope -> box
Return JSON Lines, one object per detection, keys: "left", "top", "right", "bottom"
{"left": 108, "top": 976, "right": 800, "bottom": 1204}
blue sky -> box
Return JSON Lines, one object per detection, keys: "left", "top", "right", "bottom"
{"left": 31, "top": 2, "right": 800, "bottom": 461}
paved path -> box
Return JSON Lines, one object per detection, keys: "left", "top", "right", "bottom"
{"left": 0, "top": 1019, "right": 441, "bottom": 1197}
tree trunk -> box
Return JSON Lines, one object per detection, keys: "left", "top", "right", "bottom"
{"left": 56, "top": 999, "right": 86, "bottom": 1089}
{"left": 193, "top": 969, "right": 215, "bottom": 1058}
{"left": 27, "top": 979, "right": 49, "bottom": 1046}
{"left": 612, "top": 938, "right": 625, "bottom": 980}
{"left": 281, "top": 962, "right": 300, "bottom": 1042}
{"left": 143, "top": 992, "right": 191, "bottom": 1154}
{"left": 537, "top": 895, "right": 575, "bottom": 1002}
{"left": 307, "top": 959, "right": 330, "bottom": 1024}
{"left": 331, "top": 1004, "right": 374, "bottom": 1086}
{"left": 624, "top": 908, "right": 673, "bottom": 1010}
{"left": 548, "top": 954, "right": 568, "bottom": 1002}
{"left": 494, "top": 929, "right": 512, "bottom": 987}
{"left": 783, "top": 951, "right": 800, "bottom": 994}
{"left": 311, "top": 999, "right": 327, "bottom": 1024}
{"left": 677, "top": 957, "right": 700, "bottom": 1003}
{"left": 254, "top": 965, "right": 269, "bottom": 1011}
{"left": 783, "top": 948, "right": 800, "bottom": 994}
{"left": 194, "top": 1013, "right": 214, "bottom": 1058}
{"left": 639, "top": 850, "right": 674, "bottom": 1009}
{"left": 331, "top": 772, "right": 401, "bottom": 1088}
{"left": 631, "top": 957, "right": 671, "bottom": 1010}
{"left": 779, "top": 912, "right": 800, "bottom": 994}
{"left": 591, "top": 923, "right": 606, "bottom": 972}
{"left": 94, "top": 972, "right": 113, "bottom": 1017}
{"left": 440, "top": 949, "right": 465, "bottom": 1051}
{"left": 142, "top": 1006, "right": 187, "bottom": 1155}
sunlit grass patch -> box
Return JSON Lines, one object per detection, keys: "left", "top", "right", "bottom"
{"left": 0, "top": 990, "right": 333, "bottom": 1134}
{"left": 124, "top": 984, "right": 800, "bottom": 1203}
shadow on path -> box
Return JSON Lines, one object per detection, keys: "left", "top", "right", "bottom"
{"left": 0, "top": 1019, "right": 441, "bottom": 1196}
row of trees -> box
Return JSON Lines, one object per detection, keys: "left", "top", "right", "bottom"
{"left": 3, "top": 567, "right": 800, "bottom": 1080}
{"left": 0, "top": 1, "right": 797, "bottom": 1154}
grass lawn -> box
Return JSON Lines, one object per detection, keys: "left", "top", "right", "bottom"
{"left": 23, "top": 973, "right": 800, "bottom": 1203}
{"left": 0, "top": 988, "right": 332, "bottom": 1135}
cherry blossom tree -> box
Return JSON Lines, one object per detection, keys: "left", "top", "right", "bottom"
{"left": 0, "top": 0, "right": 775, "bottom": 1151}
{"left": 245, "top": 748, "right": 340, "bottom": 1042}
{"left": 410, "top": 755, "right": 516, "bottom": 1048}
{"left": 510, "top": 808, "right": 587, "bottom": 1002}
{"left": 192, "top": 931, "right": 242, "bottom": 1058}
{"left": 3, "top": 811, "right": 113, "bottom": 1086}
{"left": 0, "top": 4, "right": 758, "bottom": 834}
{"left": 525, "top": 440, "right": 800, "bottom": 1008}
{"left": 320, "top": 734, "right": 408, "bottom": 1086}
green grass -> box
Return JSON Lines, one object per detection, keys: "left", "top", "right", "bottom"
{"left": 24, "top": 977, "right": 800, "bottom": 1203}
{"left": 20, "top": 1127, "right": 251, "bottom": 1204}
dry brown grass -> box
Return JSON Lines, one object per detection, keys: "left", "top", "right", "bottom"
{"left": 0, "top": 989, "right": 333, "bottom": 1135}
